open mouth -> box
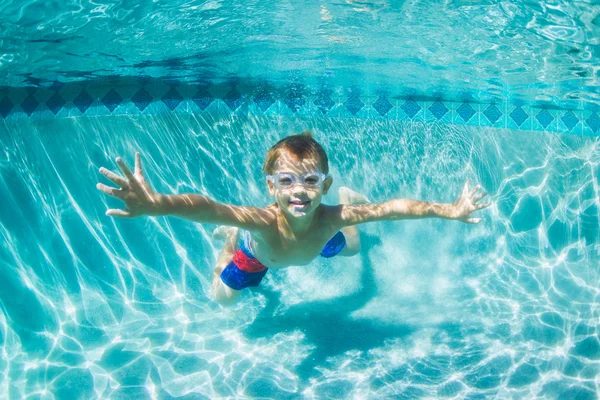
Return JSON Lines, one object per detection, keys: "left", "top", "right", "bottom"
{"left": 289, "top": 200, "right": 310, "bottom": 206}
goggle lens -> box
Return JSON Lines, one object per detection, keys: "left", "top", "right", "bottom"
{"left": 269, "top": 172, "right": 326, "bottom": 189}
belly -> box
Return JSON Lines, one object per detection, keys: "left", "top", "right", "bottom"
{"left": 248, "top": 232, "right": 332, "bottom": 270}
{"left": 253, "top": 248, "right": 321, "bottom": 270}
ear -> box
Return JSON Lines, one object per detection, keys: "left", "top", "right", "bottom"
{"left": 266, "top": 178, "right": 276, "bottom": 197}
{"left": 322, "top": 176, "right": 333, "bottom": 195}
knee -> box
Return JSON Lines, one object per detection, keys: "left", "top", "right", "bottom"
{"left": 212, "top": 278, "right": 241, "bottom": 306}
{"left": 214, "top": 293, "right": 238, "bottom": 307}
{"left": 340, "top": 228, "right": 360, "bottom": 255}
{"left": 345, "top": 246, "right": 360, "bottom": 257}
{"left": 344, "top": 239, "right": 361, "bottom": 256}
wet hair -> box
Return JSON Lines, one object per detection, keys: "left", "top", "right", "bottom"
{"left": 263, "top": 130, "right": 329, "bottom": 174}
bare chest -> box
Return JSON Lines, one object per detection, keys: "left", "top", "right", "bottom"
{"left": 252, "top": 231, "right": 335, "bottom": 269}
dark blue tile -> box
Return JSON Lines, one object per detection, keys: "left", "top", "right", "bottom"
{"left": 192, "top": 87, "right": 213, "bottom": 110}
{"left": 535, "top": 109, "right": 553, "bottom": 128}
{"left": 131, "top": 89, "right": 152, "bottom": 112}
{"left": 73, "top": 90, "right": 94, "bottom": 114}
{"left": 161, "top": 87, "right": 182, "bottom": 111}
{"left": 101, "top": 89, "right": 122, "bottom": 113}
{"left": 46, "top": 92, "right": 66, "bottom": 115}
{"left": 510, "top": 106, "right": 528, "bottom": 127}
{"left": 429, "top": 101, "right": 448, "bottom": 120}
{"left": 483, "top": 104, "right": 502, "bottom": 124}
{"left": 561, "top": 111, "right": 579, "bottom": 131}
{"left": 0, "top": 96, "right": 13, "bottom": 118}
{"left": 20, "top": 95, "right": 39, "bottom": 116}
{"left": 344, "top": 96, "right": 364, "bottom": 116}
{"left": 283, "top": 91, "right": 305, "bottom": 113}
{"left": 314, "top": 92, "right": 334, "bottom": 115}
{"left": 223, "top": 88, "right": 243, "bottom": 111}
{"left": 401, "top": 100, "right": 421, "bottom": 118}
{"left": 456, "top": 103, "right": 476, "bottom": 122}
{"left": 253, "top": 90, "right": 274, "bottom": 112}
{"left": 586, "top": 112, "right": 599, "bottom": 133}
{"left": 372, "top": 96, "right": 392, "bottom": 116}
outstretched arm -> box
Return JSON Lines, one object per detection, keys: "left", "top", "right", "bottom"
{"left": 335, "top": 179, "right": 491, "bottom": 227}
{"left": 96, "top": 153, "right": 273, "bottom": 232}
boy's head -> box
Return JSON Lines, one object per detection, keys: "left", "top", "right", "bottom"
{"left": 263, "top": 130, "right": 329, "bottom": 175}
{"left": 264, "top": 131, "right": 333, "bottom": 218}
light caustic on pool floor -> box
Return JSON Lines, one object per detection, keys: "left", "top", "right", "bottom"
{"left": 0, "top": 115, "right": 598, "bottom": 399}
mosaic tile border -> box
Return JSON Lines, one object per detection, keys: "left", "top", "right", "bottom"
{"left": 0, "top": 81, "right": 598, "bottom": 136}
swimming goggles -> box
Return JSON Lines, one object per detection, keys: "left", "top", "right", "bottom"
{"left": 266, "top": 172, "right": 329, "bottom": 189}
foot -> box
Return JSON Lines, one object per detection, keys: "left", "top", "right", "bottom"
{"left": 339, "top": 186, "right": 370, "bottom": 205}
{"left": 212, "top": 225, "right": 238, "bottom": 241}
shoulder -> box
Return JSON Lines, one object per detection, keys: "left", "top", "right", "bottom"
{"left": 236, "top": 204, "right": 278, "bottom": 235}
{"left": 254, "top": 204, "right": 279, "bottom": 226}
{"left": 318, "top": 204, "right": 343, "bottom": 215}
{"left": 317, "top": 204, "right": 345, "bottom": 229}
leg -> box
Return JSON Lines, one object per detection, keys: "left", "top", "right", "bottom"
{"left": 211, "top": 227, "right": 242, "bottom": 306}
{"left": 338, "top": 187, "right": 369, "bottom": 257}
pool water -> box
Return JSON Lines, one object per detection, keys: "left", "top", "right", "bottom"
{"left": 1, "top": 1, "right": 600, "bottom": 399}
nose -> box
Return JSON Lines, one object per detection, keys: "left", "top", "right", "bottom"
{"left": 291, "top": 184, "right": 306, "bottom": 195}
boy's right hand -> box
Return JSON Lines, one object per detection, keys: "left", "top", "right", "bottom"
{"left": 96, "top": 152, "right": 162, "bottom": 218}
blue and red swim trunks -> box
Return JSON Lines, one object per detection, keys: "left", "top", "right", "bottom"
{"left": 220, "top": 231, "right": 347, "bottom": 290}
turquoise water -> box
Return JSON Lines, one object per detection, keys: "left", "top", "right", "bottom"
{"left": 2, "top": 114, "right": 599, "bottom": 398}
{"left": 1, "top": 1, "right": 600, "bottom": 399}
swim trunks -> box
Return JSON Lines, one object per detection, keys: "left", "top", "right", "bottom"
{"left": 319, "top": 231, "right": 347, "bottom": 258}
{"left": 220, "top": 231, "right": 347, "bottom": 290}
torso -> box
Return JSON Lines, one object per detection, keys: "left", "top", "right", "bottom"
{"left": 247, "top": 204, "right": 342, "bottom": 270}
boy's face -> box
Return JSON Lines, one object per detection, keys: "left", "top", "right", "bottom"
{"left": 266, "top": 151, "right": 332, "bottom": 219}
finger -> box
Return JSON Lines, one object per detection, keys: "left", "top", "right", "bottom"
{"left": 134, "top": 152, "right": 144, "bottom": 177}
{"left": 116, "top": 157, "right": 136, "bottom": 182}
{"left": 96, "top": 183, "right": 126, "bottom": 199}
{"left": 106, "top": 209, "right": 132, "bottom": 218}
{"left": 99, "top": 167, "right": 128, "bottom": 188}
{"left": 462, "top": 179, "right": 470, "bottom": 196}
{"left": 116, "top": 157, "right": 145, "bottom": 197}
{"left": 473, "top": 191, "right": 488, "bottom": 202}
{"left": 469, "top": 184, "right": 481, "bottom": 197}
{"left": 476, "top": 202, "right": 492, "bottom": 210}
{"left": 467, "top": 217, "right": 482, "bottom": 224}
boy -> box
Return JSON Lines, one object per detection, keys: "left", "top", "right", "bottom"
{"left": 96, "top": 132, "right": 490, "bottom": 306}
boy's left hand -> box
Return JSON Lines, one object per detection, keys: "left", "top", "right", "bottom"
{"left": 451, "top": 179, "right": 491, "bottom": 224}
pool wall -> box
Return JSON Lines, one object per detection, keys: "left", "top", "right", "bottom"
{"left": 1, "top": 78, "right": 599, "bottom": 398}
{"left": 1, "top": 78, "right": 599, "bottom": 136}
